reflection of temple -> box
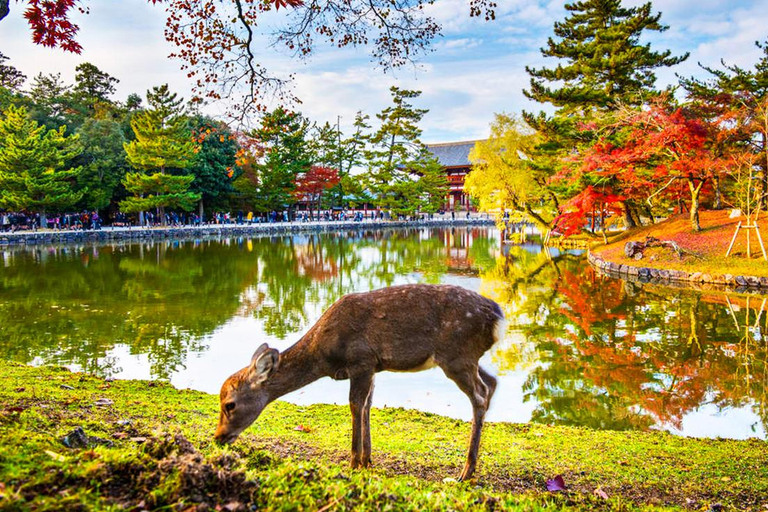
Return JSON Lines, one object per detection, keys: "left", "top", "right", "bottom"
{"left": 426, "top": 141, "right": 482, "bottom": 211}
{"left": 442, "top": 228, "right": 480, "bottom": 274}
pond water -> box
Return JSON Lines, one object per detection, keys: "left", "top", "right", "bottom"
{"left": 1, "top": 227, "right": 765, "bottom": 440}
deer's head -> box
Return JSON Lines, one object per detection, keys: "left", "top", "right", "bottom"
{"left": 214, "top": 343, "right": 279, "bottom": 445}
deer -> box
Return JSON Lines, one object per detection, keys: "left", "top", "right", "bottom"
{"left": 214, "top": 283, "right": 506, "bottom": 481}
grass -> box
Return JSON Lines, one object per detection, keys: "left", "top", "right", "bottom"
{"left": 593, "top": 210, "right": 768, "bottom": 277}
{"left": 1, "top": 360, "right": 767, "bottom": 511}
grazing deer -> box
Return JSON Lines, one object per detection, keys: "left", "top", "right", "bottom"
{"left": 215, "top": 284, "right": 506, "bottom": 481}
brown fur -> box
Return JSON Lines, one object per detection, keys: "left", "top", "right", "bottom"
{"left": 215, "top": 284, "right": 505, "bottom": 481}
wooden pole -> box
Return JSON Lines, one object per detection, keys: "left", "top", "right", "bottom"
{"left": 747, "top": 225, "right": 752, "bottom": 258}
{"left": 754, "top": 224, "right": 768, "bottom": 261}
{"left": 726, "top": 222, "right": 742, "bottom": 257}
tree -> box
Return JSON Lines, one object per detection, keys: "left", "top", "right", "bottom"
{"left": 680, "top": 39, "right": 768, "bottom": 208}
{"left": 1, "top": 0, "right": 496, "bottom": 121}
{"left": 249, "top": 107, "right": 311, "bottom": 213}
{"left": 27, "top": 72, "right": 70, "bottom": 129}
{"left": 69, "top": 62, "right": 119, "bottom": 120}
{"left": 524, "top": 0, "right": 687, "bottom": 112}
{"left": 73, "top": 117, "right": 128, "bottom": 211}
{"left": 121, "top": 85, "right": 200, "bottom": 223}
{"left": 187, "top": 115, "right": 240, "bottom": 219}
{"left": 0, "top": 52, "right": 25, "bottom": 90}
{"left": 363, "top": 86, "right": 447, "bottom": 216}
{"left": 577, "top": 102, "right": 717, "bottom": 231}
{"left": 464, "top": 113, "right": 556, "bottom": 232}
{"left": 294, "top": 165, "right": 340, "bottom": 219}
{"left": 523, "top": 0, "right": 687, "bottom": 228}
{"left": 0, "top": 104, "right": 83, "bottom": 223}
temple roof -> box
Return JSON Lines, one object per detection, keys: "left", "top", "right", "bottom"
{"left": 425, "top": 141, "right": 481, "bottom": 168}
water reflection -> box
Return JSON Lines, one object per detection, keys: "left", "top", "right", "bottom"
{"left": 487, "top": 243, "right": 767, "bottom": 438}
{"left": 0, "top": 228, "right": 765, "bottom": 439}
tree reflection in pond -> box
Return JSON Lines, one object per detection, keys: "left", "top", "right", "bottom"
{"left": 0, "top": 229, "right": 765, "bottom": 438}
{"left": 483, "top": 243, "right": 767, "bottom": 436}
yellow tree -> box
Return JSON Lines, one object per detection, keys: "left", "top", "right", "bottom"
{"left": 464, "top": 114, "right": 557, "bottom": 233}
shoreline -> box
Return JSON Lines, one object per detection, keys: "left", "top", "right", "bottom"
{"left": 0, "top": 217, "right": 495, "bottom": 247}
{"left": 587, "top": 250, "right": 768, "bottom": 293}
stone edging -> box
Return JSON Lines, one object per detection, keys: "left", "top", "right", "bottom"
{"left": 0, "top": 218, "right": 494, "bottom": 247}
{"left": 587, "top": 250, "right": 768, "bottom": 291}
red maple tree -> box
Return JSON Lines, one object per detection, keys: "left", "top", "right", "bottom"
{"left": 293, "top": 165, "right": 340, "bottom": 220}
{"left": 578, "top": 102, "right": 719, "bottom": 231}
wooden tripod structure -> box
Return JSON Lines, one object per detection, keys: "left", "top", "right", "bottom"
{"left": 725, "top": 167, "right": 767, "bottom": 260}
{"left": 726, "top": 218, "right": 767, "bottom": 260}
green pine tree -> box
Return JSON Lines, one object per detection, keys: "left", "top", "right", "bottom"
{"left": 121, "top": 85, "right": 200, "bottom": 224}
{"left": 249, "top": 107, "right": 311, "bottom": 213}
{"left": 680, "top": 39, "right": 768, "bottom": 208}
{"left": 0, "top": 105, "right": 83, "bottom": 224}
{"left": 363, "top": 87, "right": 446, "bottom": 217}
{"left": 524, "top": 0, "right": 687, "bottom": 113}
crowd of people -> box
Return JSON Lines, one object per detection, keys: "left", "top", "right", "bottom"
{"left": 0, "top": 208, "right": 477, "bottom": 232}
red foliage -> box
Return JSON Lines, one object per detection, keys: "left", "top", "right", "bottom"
{"left": 553, "top": 186, "right": 625, "bottom": 237}
{"left": 293, "top": 165, "right": 340, "bottom": 199}
{"left": 23, "top": 0, "right": 84, "bottom": 53}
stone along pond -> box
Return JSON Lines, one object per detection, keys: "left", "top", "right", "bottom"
{"left": 0, "top": 227, "right": 765, "bottom": 440}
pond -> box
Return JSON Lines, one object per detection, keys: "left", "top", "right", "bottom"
{"left": 0, "top": 227, "right": 765, "bottom": 440}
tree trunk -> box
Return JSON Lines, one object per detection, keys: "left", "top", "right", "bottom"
{"left": 198, "top": 200, "right": 204, "bottom": 223}
{"left": 689, "top": 178, "right": 704, "bottom": 232}
{"left": 712, "top": 174, "right": 722, "bottom": 210}
{"left": 622, "top": 200, "right": 636, "bottom": 229}
{"left": 643, "top": 204, "right": 655, "bottom": 224}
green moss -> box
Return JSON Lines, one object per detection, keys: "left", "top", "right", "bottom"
{"left": 1, "top": 361, "right": 766, "bottom": 511}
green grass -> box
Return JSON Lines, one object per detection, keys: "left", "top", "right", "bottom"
{"left": 1, "top": 360, "right": 766, "bottom": 511}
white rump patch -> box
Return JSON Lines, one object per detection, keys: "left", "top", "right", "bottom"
{"left": 492, "top": 317, "right": 508, "bottom": 345}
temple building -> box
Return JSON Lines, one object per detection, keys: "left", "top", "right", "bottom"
{"left": 425, "top": 140, "right": 481, "bottom": 211}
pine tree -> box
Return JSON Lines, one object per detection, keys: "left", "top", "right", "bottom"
{"left": 524, "top": 0, "right": 687, "bottom": 113}
{"left": 363, "top": 87, "right": 446, "bottom": 216}
{"left": 121, "top": 85, "right": 200, "bottom": 224}
{"left": 680, "top": 40, "right": 768, "bottom": 208}
{"left": 187, "top": 115, "right": 239, "bottom": 219}
{"left": 0, "top": 52, "right": 25, "bottom": 91}
{"left": 250, "top": 107, "right": 311, "bottom": 213}
{"left": 0, "top": 105, "right": 83, "bottom": 224}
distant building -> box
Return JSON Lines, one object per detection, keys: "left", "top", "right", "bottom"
{"left": 425, "top": 140, "right": 481, "bottom": 211}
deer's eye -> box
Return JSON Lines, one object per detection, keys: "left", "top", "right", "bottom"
{"left": 225, "top": 402, "right": 236, "bottom": 412}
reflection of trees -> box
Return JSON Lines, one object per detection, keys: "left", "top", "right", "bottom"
{"left": 483, "top": 248, "right": 768, "bottom": 433}
{"left": 0, "top": 228, "right": 499, "bottom": 379}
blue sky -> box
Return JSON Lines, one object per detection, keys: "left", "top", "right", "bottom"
{"left": 1, "top": 0, "right": 767, "bottom": 142}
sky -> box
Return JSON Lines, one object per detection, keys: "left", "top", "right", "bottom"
{"left": 1, "top": 0, "right": 767, "bottom": 143}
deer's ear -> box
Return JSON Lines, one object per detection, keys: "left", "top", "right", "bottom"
{"left": 249, "top": 345, "right": 279, "bottom": 385}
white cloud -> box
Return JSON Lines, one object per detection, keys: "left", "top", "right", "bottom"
{"left": 1, "top": 0, "right": 768, "bottom": 143}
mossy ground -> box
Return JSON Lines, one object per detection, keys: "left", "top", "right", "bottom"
{"left": 1, "top": 361, "right": 766, "bottom": 511}
{"left": 594, "top": 210, "right": 768, "bottom": 277}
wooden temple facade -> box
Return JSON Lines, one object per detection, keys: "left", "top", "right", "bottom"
{"left": 425, "top": 140, "right": 480, "bottom": 211}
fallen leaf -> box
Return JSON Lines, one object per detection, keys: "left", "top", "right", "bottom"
{"left": 45, "top": 450, "right": 67, "bottom": 462}
{"left": 60, "top": 384, "right": 74, "bottom": 390}
{"left": 130, "top": 437, "right": 148, "bottom": 443}
{"left": 546, "top": 475, "right": 566, "bottom": 492}
{"left": 442, "top": 477, "right": 458, "bottom": 483}
{"left": 112, "top": 432, "right": 129, "bottom": 440}
{"left": 93, "top": 398, "right": 114, "bottom": 407}
{"left": 5, "top": 406, "right": 26, "bottom": 414}
{"left": 294, "top": 424, "right": 312, "bottom": 433}
{"left": 594, "top": 488, "right": 609, "bottom": 499}
{"left": 13, "top": 387, "right": 25, "bottom": 392}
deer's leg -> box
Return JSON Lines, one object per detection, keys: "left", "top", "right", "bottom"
{"left": 361, "top": 375, "right": 375, "bottom": 467}
{"left": 441, "top": 363, "right": 492, "bottom": 482}
{"left": 349, "top": 372, "right": 375, "bottom": 469}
